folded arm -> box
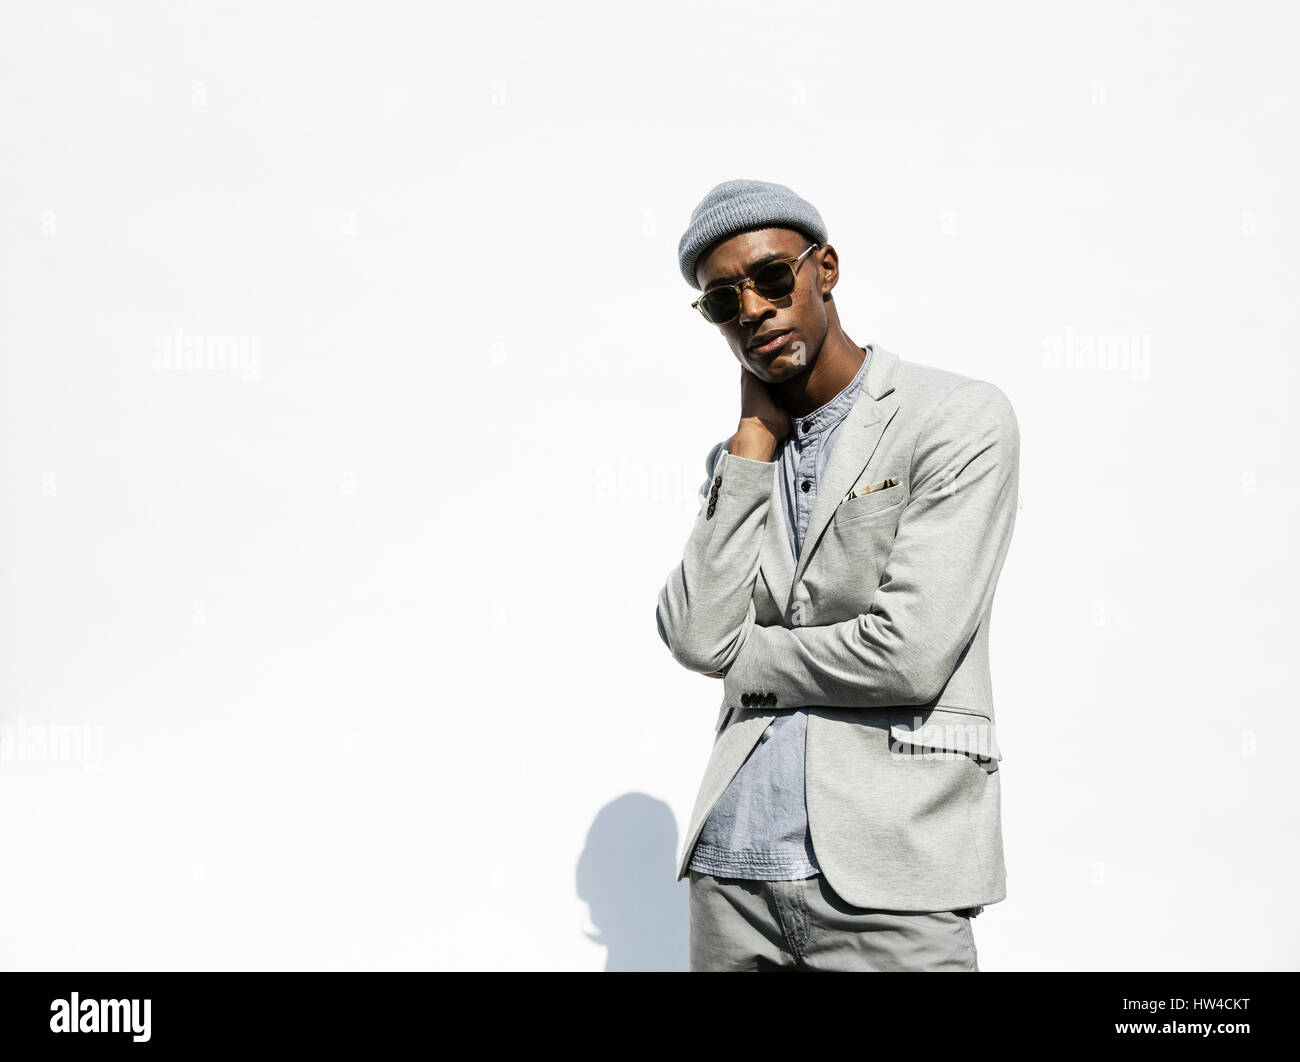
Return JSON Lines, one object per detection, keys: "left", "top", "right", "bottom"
{"left": 722, "top": 380, "right": 1020, "bottom": 709}
{"left": 655, "top": 441, "right": 775, "bottom": 675}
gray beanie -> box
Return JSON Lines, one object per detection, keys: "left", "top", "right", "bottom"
{"left": 678, "top": 178, "right": 828, "bottom": 290}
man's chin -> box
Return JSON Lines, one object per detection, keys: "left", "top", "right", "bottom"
{"left": 760, "top": 353, "right": 809, "bottom": 381}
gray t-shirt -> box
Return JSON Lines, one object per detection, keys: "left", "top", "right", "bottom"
{"left": 688, "top": 347, "right": 872, "bottom": 880}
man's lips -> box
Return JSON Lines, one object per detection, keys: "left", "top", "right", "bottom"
{"left": 748, "top": 329, "right": 792, "bottom": 356}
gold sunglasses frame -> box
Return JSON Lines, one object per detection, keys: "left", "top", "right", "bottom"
{"left": 691, "top": 243, "right": 820, "bottom": 325}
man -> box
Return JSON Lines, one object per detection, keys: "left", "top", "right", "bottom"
{"left": 655, "top": 179, "right": 1020, "bottom": 972}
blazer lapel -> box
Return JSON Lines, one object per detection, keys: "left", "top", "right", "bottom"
{"left": 787, "top": 345, "right": 902, "bottom": 593}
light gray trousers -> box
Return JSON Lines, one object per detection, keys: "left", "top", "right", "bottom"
{"left": 688, "top": 870, "right": 981, "bottom": 972}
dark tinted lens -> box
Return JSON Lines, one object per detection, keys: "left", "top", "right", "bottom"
{"left": 754, "top": 261, "right": 796, "bottom": 299}
{"left": 700, "top": 288, "right": 739, "bottom": 323}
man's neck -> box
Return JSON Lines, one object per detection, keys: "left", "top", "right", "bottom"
{"left": 773, "top": 329, "right": 865, "bottom": 418}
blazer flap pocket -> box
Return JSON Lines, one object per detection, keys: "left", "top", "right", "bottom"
{"left": 889, "top": 706, "right": 1001, "bottom": 766}
{"left": 835, "top": 475, "right": 907, "bottom": 522}
{"left": 715, "top": 700, "right": 734, "bottom": 733}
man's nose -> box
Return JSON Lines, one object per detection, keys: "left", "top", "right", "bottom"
{"left": 738, "top": 284, "right": 773, "bottom": 324}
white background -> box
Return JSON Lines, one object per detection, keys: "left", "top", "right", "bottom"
{"left": 1, "top": 1, "right": 1296, "bottom": 971}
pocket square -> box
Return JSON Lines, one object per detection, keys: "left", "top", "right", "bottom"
{"left": 846, "top": 478, "right": 898, "bottom": 501}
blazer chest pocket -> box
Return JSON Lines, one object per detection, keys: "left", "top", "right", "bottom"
{"left": 834, "top": 475, "right": 907, "bottom": 526}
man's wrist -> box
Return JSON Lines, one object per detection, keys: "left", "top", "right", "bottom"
{"left": 730, "top": 424, "right": 778, "bottom": 462}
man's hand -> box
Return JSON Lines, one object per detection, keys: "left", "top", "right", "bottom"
{"left": 731, "top": 365, "right": 789, "bottom": 461}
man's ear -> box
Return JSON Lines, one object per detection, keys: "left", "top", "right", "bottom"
{"left": 815, "top": 243, "right": 839, "bottom": 296}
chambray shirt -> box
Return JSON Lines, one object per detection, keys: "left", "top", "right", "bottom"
{"left": 688, "top": 348, "right": 872, "bottom": 880}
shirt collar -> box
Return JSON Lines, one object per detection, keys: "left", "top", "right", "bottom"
{"left": 788, "top": 347, "right": 871, "bottom": 439}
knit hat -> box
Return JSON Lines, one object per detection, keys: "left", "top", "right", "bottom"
{"left": 677, "top": 178, "right": 828, "bottom": 290}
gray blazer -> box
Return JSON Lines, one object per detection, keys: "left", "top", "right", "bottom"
{"left": 656, "top": 345, "right": 1020, "bottom": 911}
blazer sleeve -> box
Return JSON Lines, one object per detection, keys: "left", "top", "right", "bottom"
{"left": 655, "top": 439, "right": 775, "bottom": 675}
{"left": 721, "top": 379, "right": 1020, "bottom": 709}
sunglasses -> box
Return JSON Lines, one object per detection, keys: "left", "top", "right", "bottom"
{"left": 691, "top": 243, "right": 819, "bottom": 325}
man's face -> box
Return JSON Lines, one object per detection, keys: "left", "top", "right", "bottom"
{"left": 694, "top": 227, "right": 829, "bottom": 383}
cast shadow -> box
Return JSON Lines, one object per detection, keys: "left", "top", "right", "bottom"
{"left": 576, "top": 792, "right": 688, "bottom": 972}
